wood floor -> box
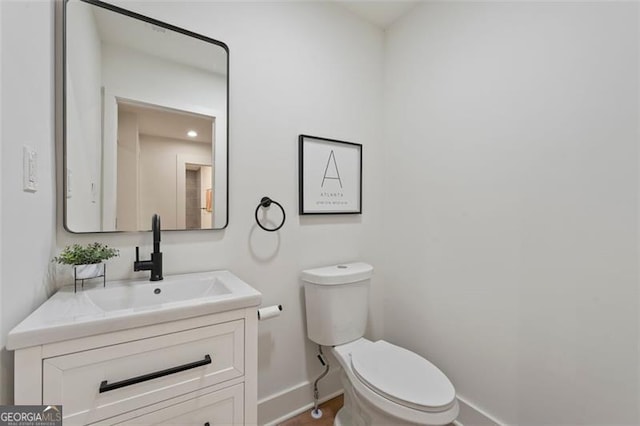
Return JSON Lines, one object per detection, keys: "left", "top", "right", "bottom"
{"left": 279, "top": 395, "right": 344, "bottom": 426}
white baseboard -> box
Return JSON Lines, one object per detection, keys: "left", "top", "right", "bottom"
{"left": 454, "top": 395, "right": 504, "bottom": 426}
{"left": 258, "top": 368, "right": 343, "bottom": 426}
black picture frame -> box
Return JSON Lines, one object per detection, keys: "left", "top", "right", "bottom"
{"left": 298, "top": 134, "right": 362, "bottom": 215}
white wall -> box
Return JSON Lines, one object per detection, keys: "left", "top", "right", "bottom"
{"left": 65, "top": 0, "right": 103, "bottom": 232}
{"left": 57, "top": 1, "right": 385, "bottom": 422}
{"left": 383, "top": 2, "right": 639, "bottom": 424}
{"left": 0, "top": 0, "right": 56, "bottom": 404}
{"left": 0, "top": 0, "right": 4, "bottom": 406}
{"left": 638, "top": 6, "right": 640, "bottom": 422}
{"left": 138, "top": 135, "right": 211, "bottom": 229}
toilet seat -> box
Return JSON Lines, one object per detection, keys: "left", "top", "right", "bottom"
{"left": 333, "top": 338, "right": 459, "bottom": 425}
{"left": 350, "top": 340, "right": 456, "bottom": 412}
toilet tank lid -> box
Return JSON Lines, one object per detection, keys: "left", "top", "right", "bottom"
{"left": 301, "top": 262, "right": 373, "bottom": 285}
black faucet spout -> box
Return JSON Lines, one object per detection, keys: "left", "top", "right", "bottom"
{"left": 134, "top": 214, "right": 163, "bottom": 281}
{"left": 152, "top": 214, "right": 161, "bottom": 254}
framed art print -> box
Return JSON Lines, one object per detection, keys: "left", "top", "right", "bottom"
{"left": 299, "top": 134, "right": 362, "bottom": 215}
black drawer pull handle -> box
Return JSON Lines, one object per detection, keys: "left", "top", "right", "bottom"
{"left": 99, "top": 354, "right": 212, "bottom": 393}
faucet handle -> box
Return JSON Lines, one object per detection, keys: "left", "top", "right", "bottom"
{"left": 135, "top": 246, "right": 140, "bottom": 262}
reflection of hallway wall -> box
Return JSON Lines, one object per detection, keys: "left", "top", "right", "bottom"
{"left": 65, "top": 0, "right": 102, "bottom": 231}
{"left": 138, "top": 135, "right": 211, "bottom": 229}
{"left": 185, "top": 170, "right": 201, "bottom": 229}
{"left": 116, "top": 110, "right": 139, "bottom": 231}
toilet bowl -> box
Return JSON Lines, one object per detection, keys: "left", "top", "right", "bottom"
{"left": 302, "top": 263, "right": 458, "bottom": 425}
{"left": 332, "top": 338, "right": 458, "bottom": 426}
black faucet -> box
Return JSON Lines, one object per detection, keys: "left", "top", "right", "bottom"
{"left": 134, "top": 214, "right": 163, "bottom": 281}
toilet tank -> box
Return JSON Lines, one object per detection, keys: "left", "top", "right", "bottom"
{"left": 302, "top": 262, "right": 373, "bottom": 346}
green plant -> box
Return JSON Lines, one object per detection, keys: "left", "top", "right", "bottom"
{"left": 52, "top": 243, "right": 119, "bottom": 266}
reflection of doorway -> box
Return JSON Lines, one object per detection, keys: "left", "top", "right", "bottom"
{"left": 200, "top": 166, "right": 213, "bottom": 229}
{"left": 113, "top": 99, "right": 214, "bottom": 230}
{"left": 176, "top": 155, "right": 212, "bottom": 229}
{"left": 185, "top": 168, "right": 201, "bottom": 229}
{"left": 184, "top": 164, "right": 212, "bottom": 229}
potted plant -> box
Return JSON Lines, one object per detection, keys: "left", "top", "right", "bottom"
{"left": 53, "top": 243, "right": 119, "bottom": 280}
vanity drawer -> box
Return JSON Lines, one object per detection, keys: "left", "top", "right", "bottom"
{"left": 43, "top": 320, "right": 244, "bottom": 425}
{"left": 98, "top": 383, "right": 244, "bottom": 425}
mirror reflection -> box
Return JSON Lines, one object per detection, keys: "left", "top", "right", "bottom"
{"left": 64, "top": 0, "right": 228, "bottom": 232}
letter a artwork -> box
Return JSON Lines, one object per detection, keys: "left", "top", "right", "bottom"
{"left": 321, "top": 150, "right": 342, "bottom": 188}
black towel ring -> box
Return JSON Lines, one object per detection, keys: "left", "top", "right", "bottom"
{"left": 255, "top": 197, "right": 286, "bottom": 232}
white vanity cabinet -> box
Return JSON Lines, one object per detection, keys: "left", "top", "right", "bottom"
{"left": 13, "top": 308, "right": 258, "bottom": 426}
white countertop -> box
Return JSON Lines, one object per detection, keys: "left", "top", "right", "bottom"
{"left": 7, "top": 270, "right": 262, "bottom": 350}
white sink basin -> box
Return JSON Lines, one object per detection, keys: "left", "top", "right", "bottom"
{"left": 87, "top": 275, "right": 232, "bottom": 312}
{"left": 7, "top": 271, "right": 261, "bottom": 350}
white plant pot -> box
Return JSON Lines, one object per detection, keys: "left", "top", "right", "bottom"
{"left": 74, "top": 263, "right": 105, "bottom": 280}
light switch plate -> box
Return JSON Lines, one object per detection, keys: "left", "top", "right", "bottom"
{"left": 91, "top": 181, "right": 97, "bottom": 203}
{"left": 23, "top": 146, "right": 37, "bottom": 192}
{"left": 66, "top": 168, "right": 72, "bottom": 198}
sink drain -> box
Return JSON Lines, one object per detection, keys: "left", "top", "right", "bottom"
{"left": 154, "top": 288, "right": 161, "bottom": 294}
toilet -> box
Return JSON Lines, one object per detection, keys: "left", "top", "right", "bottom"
{"left": 302, "top": 262, "right": 459, "bottom": 426}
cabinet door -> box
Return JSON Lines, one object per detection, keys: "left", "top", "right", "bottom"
{"left": 111, "top": 383, "right": 244, "bottom": 426}
{"left": 43, "top": 320, "right": 244, "bottom": 425}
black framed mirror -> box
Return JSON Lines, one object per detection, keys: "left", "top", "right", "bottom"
{"left": 62, "top": 0, "right": 229, "bottom": 233}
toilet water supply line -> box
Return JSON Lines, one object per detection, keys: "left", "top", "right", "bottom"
{"left": 311, "top": 345, "right": 330, "bottom": 419}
